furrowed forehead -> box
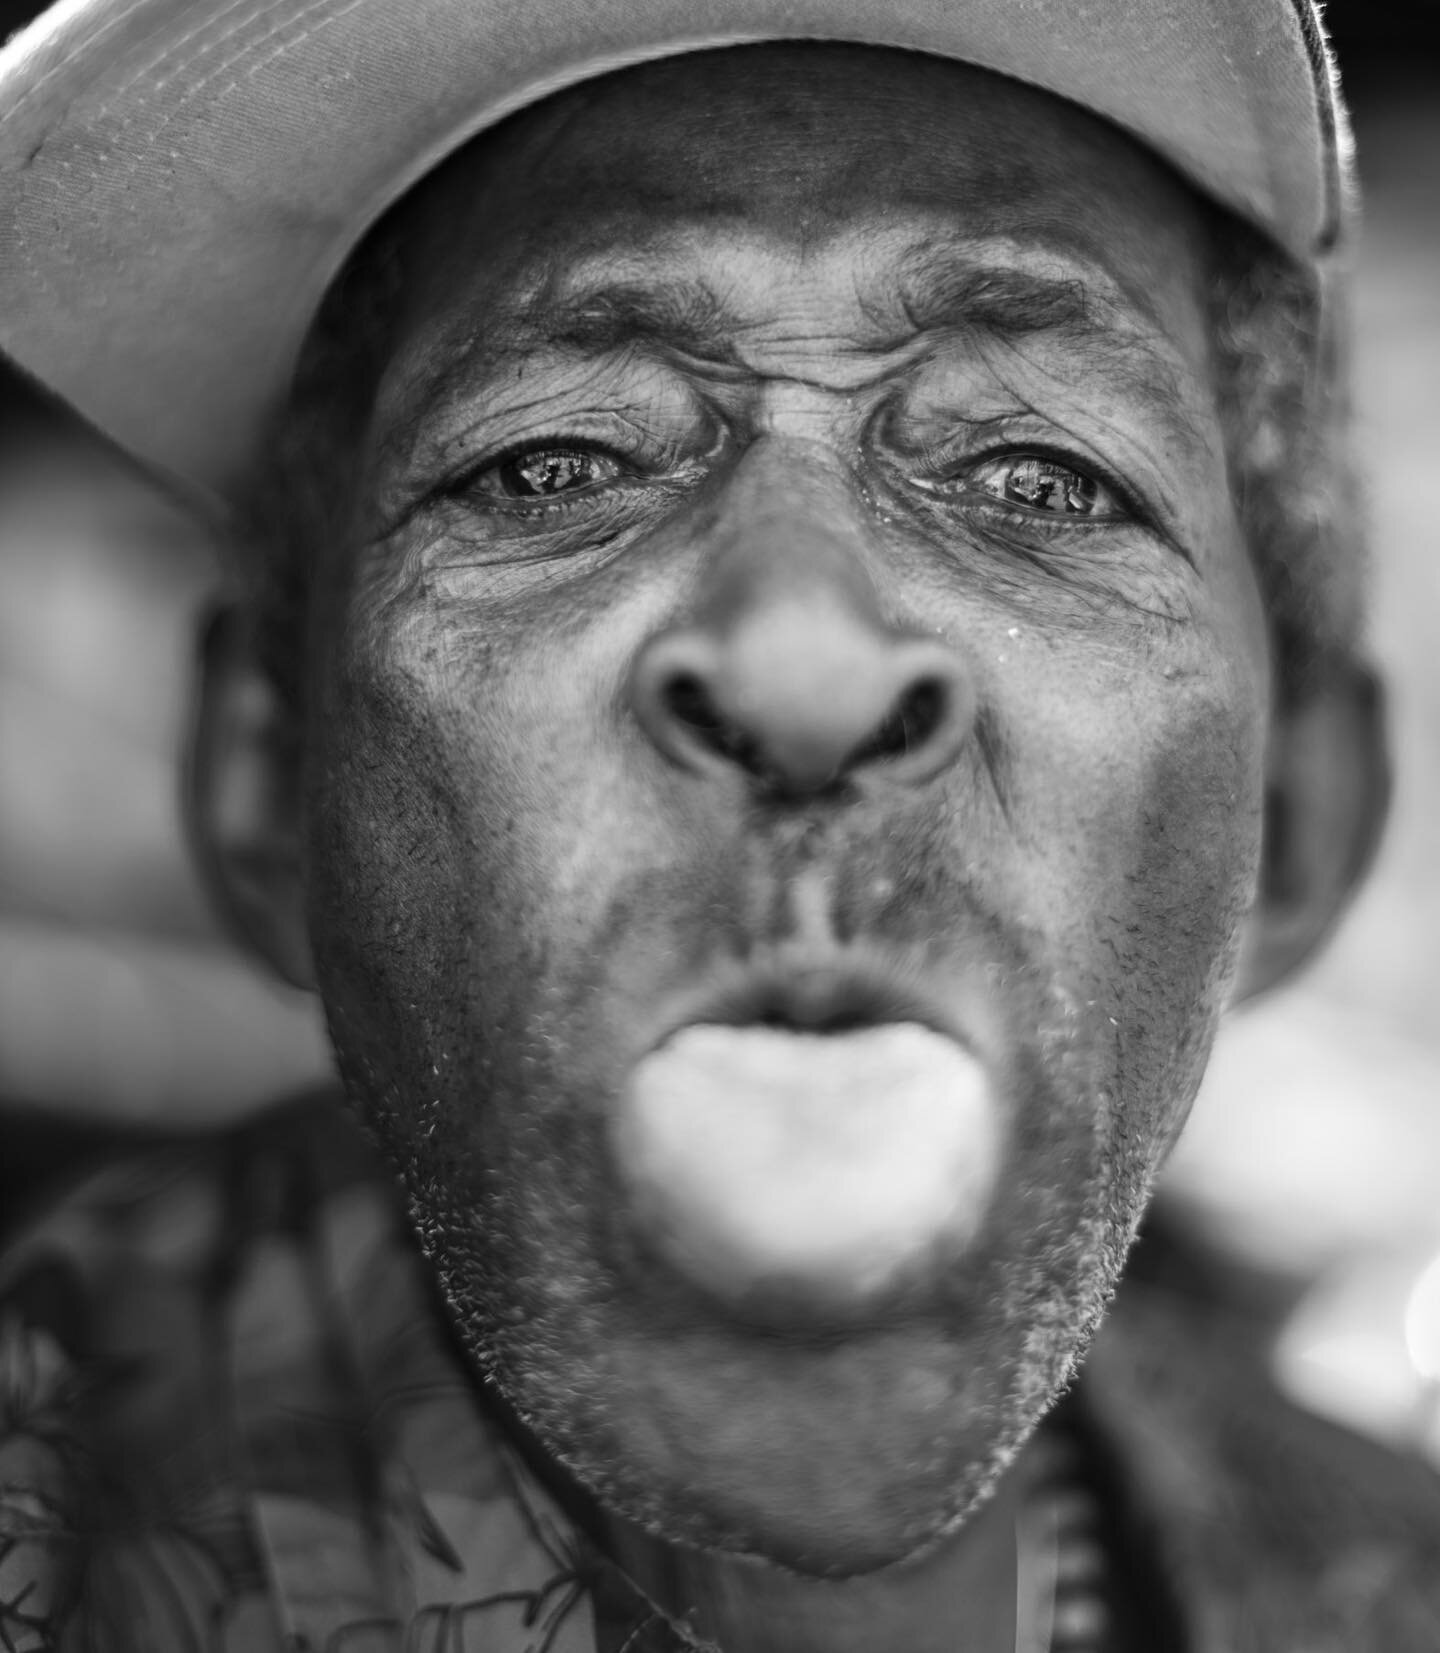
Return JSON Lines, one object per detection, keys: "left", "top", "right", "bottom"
{"left": 380, "top": 229, "right": 1202, "bottom": 447}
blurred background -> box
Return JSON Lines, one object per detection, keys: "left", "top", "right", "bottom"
{"left": 1, "top": 0, "right": 1438, "bottom": 1432}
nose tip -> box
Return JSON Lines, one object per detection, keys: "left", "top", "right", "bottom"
{"left": 628, "top": 597, "right": 974, "bottom": 795}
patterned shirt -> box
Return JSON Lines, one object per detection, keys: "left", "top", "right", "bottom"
{"left": 0, "top": 1099, "right": 705, "bottom": 1652}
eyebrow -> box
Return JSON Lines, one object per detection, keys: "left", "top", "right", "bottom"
{"left": 895, "top": 258, "right": 1095, "bottom": 342}
{"left": 431, "top": 249, "right": 1194, "bottom": 435}
{"left": 494, "top": 261, "right": 1102, "bottom": 361}
{"left": 892, "top": 253, "right": 1192, "bottom": 426}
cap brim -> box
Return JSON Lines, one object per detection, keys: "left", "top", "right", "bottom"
{"left": 0, "top": 0, "right": 1343, "bottom": 503}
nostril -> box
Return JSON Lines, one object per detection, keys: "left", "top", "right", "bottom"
{"left": 661, "top": 669, "right": 764, "bottom": 775}
{"left": 852, "top": 674, "right": 951, "bottom": 768}
{"left": 664, "top": 671, "right": 721, "bottom": 737}
{"left": 632, "top": 623, "right": 972, "bottom": 792}
{"left": 896, "top": 675, "right": 949, "bottom": 753}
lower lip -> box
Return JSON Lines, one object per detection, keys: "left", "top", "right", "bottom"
{"left": 611, "top": 1021, "right": 1002, "bottom": 1316}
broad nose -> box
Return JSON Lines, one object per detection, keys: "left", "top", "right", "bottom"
{"left": 628, "top": 451, "right": 974, "bottom": 797}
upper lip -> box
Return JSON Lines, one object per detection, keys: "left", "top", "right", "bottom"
{"left": 640, "top": 939, "right": 984, "bottom": 1057}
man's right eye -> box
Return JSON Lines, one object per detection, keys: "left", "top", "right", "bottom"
{"left": 470, "top": 446, "right": 625, "bottom": 502}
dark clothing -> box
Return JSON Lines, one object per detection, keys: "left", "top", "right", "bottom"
{"left": 2, "top": 1096, "right": 1438, "bottom": 1651}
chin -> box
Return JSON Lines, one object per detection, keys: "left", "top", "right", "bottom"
{"left": 432, "top": 1202, "right": 1122, "bottom": 1576}
{"left": 399, "top": 1015, "right": 1127, "bottom": 1576}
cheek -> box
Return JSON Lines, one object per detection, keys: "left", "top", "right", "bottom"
{"left": 300, "top": 632, "right": 473, "bottom": 1125}
{"left": 299, "top": 589, "right": 654, "bottom": 1108}
{"left": 1008, "top": 636, "right": 1267, "bottom": 1156}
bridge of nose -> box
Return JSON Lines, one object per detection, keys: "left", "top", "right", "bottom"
{"left": 689, "top": 439, "right": 884, "bottom": 616}
{"left": 629, "top": 441, "right": 974, "bottom": 793}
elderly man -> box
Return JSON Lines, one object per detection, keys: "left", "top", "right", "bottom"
{"left": 0, "top": 0, "right": 1432, "bottom": 1647}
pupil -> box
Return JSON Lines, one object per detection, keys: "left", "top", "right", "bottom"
{"left": 1003, "top": 459, "right": 1097, "bottom": 514}
{"left": 511, "top": 450, "right": 592, "bottom": 496}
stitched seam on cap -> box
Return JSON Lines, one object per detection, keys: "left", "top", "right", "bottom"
{"left": 0, "top": 0, "right": 154, "bottom": 129}
{"left": 92, "top": 0, "right": 327, "bottom": 124}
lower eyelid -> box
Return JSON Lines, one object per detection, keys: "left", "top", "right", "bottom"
{"left": 469, "top": 480, "right": 624, "bottom": 514}
{"left": 973, "top": 499, "right": 1131, "bottom": 535}
{"left": 917, "top": 479, "right": 1129, "bottom": 523}
{"left": 968, "top": 492, "right": 1196, "bottom": 570}
{"left": 454, "top": 465, "right": 708, "bottom": 527}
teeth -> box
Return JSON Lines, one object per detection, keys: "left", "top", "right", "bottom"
{"left": 612, "top": 1022, "right": 1000, "bottom": 1310}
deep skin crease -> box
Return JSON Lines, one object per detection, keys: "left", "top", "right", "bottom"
{"left": 291, "top": 44, "right": 1271, "bottom": 1646}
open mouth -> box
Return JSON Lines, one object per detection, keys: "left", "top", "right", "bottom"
{"left": 611, "top": 951, "right": 1005, "bottom": 1319}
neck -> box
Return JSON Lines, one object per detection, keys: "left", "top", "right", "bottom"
{"left": 599, "top": 1445, "right": 1043, "bottom": 1653}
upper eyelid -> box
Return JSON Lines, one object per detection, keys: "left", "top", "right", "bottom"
{"left": 877, "top": 392, "right": 1169, "bottom": 512}
{"left": 431, "top": 403, "right": 675, "bottom": 471}
{"left": 443, "top": 438, "right": 720, "bottom": 525}
{"left": 480, "top": 439, "right": 628, "bottom": 473}
{"left": 467, "top": 403, "right": 725, "bottom": 467}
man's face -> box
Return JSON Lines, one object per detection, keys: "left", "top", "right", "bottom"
{"left": 299, "top": 47, "right": 1269, "bottom": 1572}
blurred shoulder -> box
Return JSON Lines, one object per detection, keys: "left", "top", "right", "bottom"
{"left": 1090, "top": 1214, "right": 1440, "bottom": 1651}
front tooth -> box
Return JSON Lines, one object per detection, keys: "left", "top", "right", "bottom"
{"left": 612, "top": 1021, "right": 1001, "bottom": 1310}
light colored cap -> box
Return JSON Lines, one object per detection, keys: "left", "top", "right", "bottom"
{"left": 0, "top": 0, "right": 1349, "bottom": 505}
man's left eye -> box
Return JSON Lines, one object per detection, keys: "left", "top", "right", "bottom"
{"left": 479, "top": 447, "right": 624, "bottom": 500}
{"left": 945, "top": 453, "right": 1127, "bottom": 519}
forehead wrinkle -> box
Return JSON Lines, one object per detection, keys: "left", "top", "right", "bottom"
{"left": 396, "top": 228, "right": 1207, "bottom": 441}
